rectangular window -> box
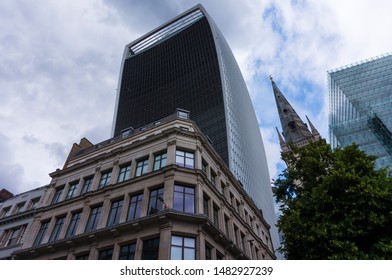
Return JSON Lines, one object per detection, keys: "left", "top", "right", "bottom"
{"left": 244, "top": 210, "right": 249, "bottom": 224}
{"left": 65, "top": 211, "right": 82, "bottom": 238}
{"left": 51, "top": 187, "right": 64, "bottom": 204}
{"left": 135, "top": 158, "right": 149, "bottom": 177}
{"left": 65, "top": 182, "right": 79, "bottom": 200}
{"left": 213, "top": 205, "right": 220, "bottom": 227}
{"left": 29, "top": 198, "right": 40, "bottom": 210}
{"left": 14, "top": 202, "right": 25, "bottom": 214}
{"left": 141, "top": 237, "right": 160, "bottom": 260}
{"left": 148, "top": 187, "right": 164, "bottom": 215}
{"left": 34, "top": 221, "right": 50, "bottom": 246}
{"left": 118, "top": 164, "right": 132, "bottom": 183}
{"left": 221, "top": 182, "right": 226, "bottom": 195}
{"left": 85, "top": 205, "right": 102, "bottom": 233}
{"left": 201, "top": 160, "right": 207, "bottom": 174}
{"left": 107, "top": 199, "right": 124, "bottom": 227}
{"left": 240, "top": 232, "right": 246, "bottom": 251}
{"left": 177, "top": 109, "right": 189, "bottom": 119}
{"left": 153, "top": 152, "right": 167, "bottom": 171}
{"left": 127, "top": 193, "right": 143, "bottom": 221}
{"left": 210, "top": 170, "right": 216, "bottom": 187}
{"left": 203, "top": 195, "right": 210, "bottom": 217}
{"left": 175, "top": 150, "right": 194, "bottom": 168}
{"left": 98, "top": 248, "right": 113, "bottom": 260}
{"left": 6, "top": 226, "right": 25, "bottom": 247}
{"left": 171, "top": 235, "right": 195, "bottom": 260}
{"left": 49, "top": 216, "right": 65, "bottom": 242}
{"left": 205, "top": 244, "right": 212, "bottom": 260}
{"left": 0, "top": 207, "right": 11, "bottom": 218}
{"left": 224, "top": 215, "right": 230, "bottom": 237}
{"left": 233, "top": 225, "right": 239, "bottom": 246}
{"left": 98, "top": 171, "right": 112, "bottom": 189}
{"left": 173, "top": 185, "right": 195, "bottom": 213}
{"left": 81, "top": 177, "right": 93, "bottom": 194}
{"left": 119, "top": 243, "right": 136, "bottom": 260}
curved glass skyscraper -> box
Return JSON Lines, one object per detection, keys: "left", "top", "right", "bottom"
{"left": 112, "top": 4, "right": 278, "bottom": 252}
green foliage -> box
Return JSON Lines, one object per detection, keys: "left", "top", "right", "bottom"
{"left": 274, "top": 141, "right": 392, "bottom": 259}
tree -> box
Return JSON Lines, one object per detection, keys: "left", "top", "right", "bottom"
{"left": 274, "top": 140, "right": 392, "bottom": 259}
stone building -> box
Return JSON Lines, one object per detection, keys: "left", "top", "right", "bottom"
{"left": 0, "top": 186, "right": 47, "bottom": 259}
{"left": 13, "top": 112, "right": 275, "bottom": 260}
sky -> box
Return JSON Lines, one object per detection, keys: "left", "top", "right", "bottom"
{"left": 1, "top": 0, "right": 392, "bottom": 195}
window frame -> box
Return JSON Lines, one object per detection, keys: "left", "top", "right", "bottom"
{"left": 65, "top": 211, "right": 82, "bottom": 238}
{"left": 127, "top": 193, "right": 143, "bottom": 221}
{"left": 141, "top": 237, "right": 160, "bottom": 260}
{"left": 173, "top": 185, "right": 195, "bottom": 213}
{"left": 81, "top": 176, "right": 93, "bottom": 195}
{"left": 65, "top": 182, "right": 79, "bottom": 200}
{"left": 117, "top": 163, "right": 132, "bottom": 183}
{"left": 147, "top": 187, "right": 164, "bottom": 215}
{"left": 135, "top": 158, "right": 149, "bottom": 177}
{"left": 85, "top": 205, "right": 103, "bottom": 233}
{"left": 98, "top": 170, "right": 112, "bottom": 189}
{"left": 14, "top": 202, "right": 26, "bottom": 214}
{"left": 6, "top": 226, "right": 25, "bottom": 247}
{"left": 119, "top": 242, "right": 137, "bottom": 260}
{"left": 106, "top": 199, "right": 124, "bottom": 227}
{"left": 153, "top": 152, "right": 167, "bottom": 171}
{"left": 98, "top": 248, "right": 114, "bottom": 260}
{"left": 48, "top": 216, "right": 66, "bottom": 243}
{"left": 33, "top": 220, "right": 50, "bottom": 246}
{"left": 170, "top": 235, "right": 196, "bottom": 260}
{"left": 175, "top": 149, "right": 194, "bottom": 169}
{"left": 51, "top": 187, "right": 64, "bottom": 204}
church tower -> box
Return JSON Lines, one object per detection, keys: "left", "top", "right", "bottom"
{"left": 270, "top": 76, "right": 321, "bottom": 156}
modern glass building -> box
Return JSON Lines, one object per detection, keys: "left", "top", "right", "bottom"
{"left": 111, "top": 4, "right": 278, "bottom": 251}
{"left": 328, "top": 53, "right": 392, "bottom": 171}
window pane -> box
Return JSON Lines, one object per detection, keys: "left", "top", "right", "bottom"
{"left": 142, "top": 238, "right": 160, "bottom": 260}
{"left": 171, "top": 235, "right": 183, "bottom": 246}
{"left": 173, "top": 191, "right": 183, "bottom": 211}
{"left": 171, "top": 247, "right": 182, "bottom": 260}
{"left": 184, "top": 237, "right": 195, "bottom": 248}
{"left": 185, "top": 158, "right": 194, "bottom": 168}
{"left": 184, "top": 248, "right": 195, "bottom": 260}
{"left": 184, "top": 194, "right": 194, "bottom": 213}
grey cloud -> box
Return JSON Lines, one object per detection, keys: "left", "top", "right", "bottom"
{"left": 44, "top": 142, "right": 68, "bottom": 164}
{"left": 0, "top": 132, "right": 24, "bottom": 193}
{"left": 23, "top": 134, "right": 39, "bottom": 144}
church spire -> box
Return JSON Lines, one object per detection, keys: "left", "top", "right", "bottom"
{"left": 270, "top": 77, "right": 313, "bottom": 148}
{"left": 305, "top": 115, "right": 321, "bottom": 141}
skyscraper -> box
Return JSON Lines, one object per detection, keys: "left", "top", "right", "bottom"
{"left": 112, "top": 4, "right": 278, "bottom": 250}
{"left": 328, "top": 53, "right": 392, "bottom": 171}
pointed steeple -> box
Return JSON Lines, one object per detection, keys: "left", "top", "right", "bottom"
{"left": 305, "top": 115, "right": 321, "bottom": 141}
{"left": 270, "top": 76, "right": 313, "bottom": 148}
{"left": 276, "top": 127, "right": 290, "bottom": 153}
{"left": 276, "top": 126, "right": 285, "bottom": 146}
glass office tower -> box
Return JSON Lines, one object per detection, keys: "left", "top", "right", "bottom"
{"left": 112, "top": 4, "right": 278, "bottom": 252}
{"left": 328, "top": 53, "right": 392, "bottom": 171}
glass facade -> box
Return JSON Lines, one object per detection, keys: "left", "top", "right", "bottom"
{"left": 111, "top": 5, "right": 278, "bottom": 251}
{"left": 328, "top": 53, "right": 392, "bottom": 172}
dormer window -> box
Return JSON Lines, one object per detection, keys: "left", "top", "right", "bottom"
{"left": 121, "top": 127, "right": 134, "bottom": 138}
{"left": 177, "top": 109, "right": 190, "bottom": 119}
